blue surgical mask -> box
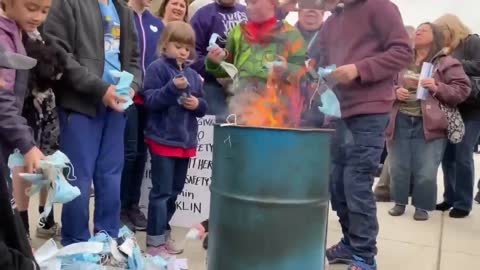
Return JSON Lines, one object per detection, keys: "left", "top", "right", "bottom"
{"left": 144, "top": 255, "right": 168, "bottom": 270}
{"left": 42, "top": 150, "right": 71, "bottom": 168}
{"left": 128, "top": 245, "right": 145, "bottom": 270}
{"left": 8, "top": 150, "right": 25, "bottom": 169}
{"left": 318, "top": 65, "right": 338, "bottom": 89}
{"left": 318, "top": 89, "right": 341, "bottom": 118}
{"left": 118, "top": 226, "right": 134, "bottom": 239}
{"left": 51, "top": 173, "right": 81, "bottom": 204}
{"left": 110, "top": 70, "right": 134, "bottom": 110}
{"left": 62, "top": 262, "right": 103, "bottom": 270}
{"left": 318, "top": 65, "right": 336, "bottom": 79}
{"left": 9, "top": 150, "right": 81, "bottom": 220}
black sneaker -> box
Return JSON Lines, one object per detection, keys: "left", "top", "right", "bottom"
{"left": 449, "top": 208, "right": 469, "bottom": 218}
{"left": 475, "top": 192, "right": 480, "bottom": 204}
{"left": 435, "top": 202, "right": 452, "bottom": 211}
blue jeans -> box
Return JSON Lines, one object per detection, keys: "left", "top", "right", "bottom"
{"left": 59, "top": 106, "right": 126, "bottom": 245}
{"left": 442, "top": 119, "right": 480, "bottom": 211}
{"left": 147, "top": 153, "right": 189, "bottom": 247}
{"left": 389, "top": 113, "right": 446, "bottom": 211}
{"left": 120, "top": 104, "right": 147, "bottom": 210}
{"left": 330, "top": 113, "right": 389, "bottom": 260}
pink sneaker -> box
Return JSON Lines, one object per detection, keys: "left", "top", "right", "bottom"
{"left": 165, "top": 237, "right": 184, "bottom": 254}
{"left": 147, "top": 245, "right": 172, "bottom": 259}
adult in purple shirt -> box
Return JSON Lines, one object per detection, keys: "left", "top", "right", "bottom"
{"left": 120, "top": 0, "right": 164, "bottom": 233}
{"left": 313, "top": 1, "right": 412, "bottom": 270}
{"left": 190, "top": 0, "right": 247, "bottom": 117}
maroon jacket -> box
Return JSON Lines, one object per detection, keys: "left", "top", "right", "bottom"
{"left": 314, "top": 0, "right": 412, "bottom": 118}
{"left": 386, "top": 54, "right": 471, "bottom": 142}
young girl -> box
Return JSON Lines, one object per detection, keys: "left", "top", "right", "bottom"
{"left": 143, "top": 21, "right": 207, "bottom": 257}
{"left": 0, "top": 0, "right": 51, "bottom": 238}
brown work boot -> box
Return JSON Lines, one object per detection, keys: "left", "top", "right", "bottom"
{"left": 374, "top": 186, "right": 391, "bottom": 202}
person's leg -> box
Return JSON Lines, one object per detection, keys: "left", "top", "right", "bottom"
{"left": 120, "top": 105, "right": 139, "bottom": 231}
{"left": 475, "top": 180, "right": 480, "bottom": 204}
{"left": 388, "top": 113, "right": 413, "bottom": 214}
{"left": 12, "top": 167, "right": 30, "bottom": 234}
{"left": 330, "top": 120, "right": 350, "bottom": 243}
{"left": 59, "top": 109, "right": 102, "bottom": 245}
{"left": 126, "top": 104, "right": 148, "bottom": 229}
{"left": 327, "top": 120, "right": 355, "bottom": 264}
{"left": 120, "top": 105, "right": 138, "bottom": 210}
{"left": 343, "top": 113, "right": 389, "bottom": 264}
{"left": 166, "top": 158, "right": 189, "bottom": 228}
{"left": 475, "top": 177, "right": 480, "bottom": 204}
{"left": 92, "top": 108, "right": 126, "bottom": 237}
{"left": 36, "top": 186, "right": 57, "bottom": 239}
{"left": 374, "top": 144, "right": 387, "bottom": 177}
{"left": 438, "top": 142, "right": 455, "bottom": 210}
{"left": 164, "top": 157, "right": 189, "bottom": 254}
{"left": 147, "top": 154, "right": 175, "bottom": 250}
{"left": 411, "top": 118, "right": 446, "bottom": 218}
{"left": 449, "top": 119, "right": 480, "bottom": 216}
{"left": 132, "top": 104, "right": 148, "bottom": 205}
{"left": 374, "top": 155, "right": 391, "bottom": 202}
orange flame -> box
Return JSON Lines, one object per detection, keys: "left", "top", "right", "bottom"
{"left": 227, "top": 32, "right": 315, "bottom": 129}
{"left": 232, "top": 65, "right": 308, "bottom": 128}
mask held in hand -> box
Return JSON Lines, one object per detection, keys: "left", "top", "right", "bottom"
{"left": 8, "top": 150, "right": 81, "bottom": 219}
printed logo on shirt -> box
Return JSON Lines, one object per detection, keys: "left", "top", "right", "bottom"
{"left": 219, "top": 11, "right": 248, "bottom": 37}
{"left": 103, "top": 15, "right": 121, "bottom": 53}
{"left": 150, "top": 25, "right": 159, "bottom": 33}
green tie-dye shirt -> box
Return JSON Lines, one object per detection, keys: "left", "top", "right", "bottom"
{"left": 206, "top": 20, "right": 307, "bottom": 85}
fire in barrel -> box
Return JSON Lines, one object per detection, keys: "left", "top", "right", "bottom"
{"left": 207, "top": 12, "right": 333, "bottom": 268}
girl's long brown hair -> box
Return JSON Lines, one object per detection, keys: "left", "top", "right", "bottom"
{"left": 156, "top": 0, "right": 189, "bottom": 22}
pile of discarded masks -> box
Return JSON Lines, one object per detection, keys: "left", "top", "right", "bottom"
{"left": 34, "top": 226, "right": 180, "bottom": 270}
{"left": 8, "top": 150, "right": 188, "bottom": 269}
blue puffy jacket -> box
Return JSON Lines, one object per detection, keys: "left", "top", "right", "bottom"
{"left": 143, "top": 57, "right": 208, "bottom": 149}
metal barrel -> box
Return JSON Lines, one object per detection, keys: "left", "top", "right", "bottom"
{"left": 208, "top": 125, "right": 332, "bottom": 270}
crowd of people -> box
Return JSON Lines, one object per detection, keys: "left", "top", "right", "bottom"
{"left": 0, "top": 0, "right": 479, "bottom": 269}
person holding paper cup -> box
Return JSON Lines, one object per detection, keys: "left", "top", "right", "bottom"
{"left": 434, "top": 14, "right": 480, "bottom": 218}
{"left": 386, "top": 23, "right": 471, "bottom": 221}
